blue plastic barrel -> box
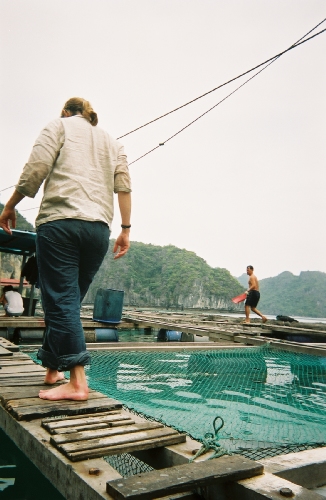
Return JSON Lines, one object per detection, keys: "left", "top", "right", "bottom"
{"left": 166, "top": 330, "right": 182, "bottom": 341}
{"left": 95, "top": 328, "right": 119, "bottom": 342}
{"left": 93, "top": 288, "right": 124, "bottom": 324}
{"left": 157, "top": 329, "right": 182, "bottom": 342}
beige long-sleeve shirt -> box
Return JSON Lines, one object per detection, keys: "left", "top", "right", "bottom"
{"left": 16, "top": 115, "right": 132, "bottom": 228}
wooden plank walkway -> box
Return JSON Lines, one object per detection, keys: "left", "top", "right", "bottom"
{"left": 3, "top": 310, "right": 326, "bottom": 349}
{"left": 0, "top": 341, "right": 195, "bottom": 499}
{"left": 1, "top": 339, "right": 326, "bottom": 499}
{"left": 123, "top": 311, "right": 326, "bottom": 343}
{"left": 0, "top": 316, "right": 129, "bottom": 328}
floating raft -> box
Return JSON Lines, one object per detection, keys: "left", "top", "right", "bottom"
{"left": 1, "top": 337, "right": 325, "bottom": 500}
{"left": 0, "top": 339, "right": 185, "bottom": 454}
{"left": 123, "top": 310, "right": 326, "bottom": 340}
{"left": 44, "top": 413, "right": 186, "bottom": 462}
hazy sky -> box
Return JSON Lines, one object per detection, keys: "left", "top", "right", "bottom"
{"left": 1, "top": 0, "right": 325, "bottom": 279}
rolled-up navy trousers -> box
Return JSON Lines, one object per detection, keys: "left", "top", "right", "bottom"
{"left": 36, "top": 219, "right": 110, "bottom": 371}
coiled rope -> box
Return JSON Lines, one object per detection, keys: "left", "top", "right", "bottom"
{"left": 189, "top": 416, "right": 231, "bottom": 462}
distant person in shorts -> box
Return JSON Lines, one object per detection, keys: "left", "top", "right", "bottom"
{"left": 244, "top": 266, "right": 267, "bottom": 324}
{"left": 0, "top": 285, "right": 24, "bottom": 317}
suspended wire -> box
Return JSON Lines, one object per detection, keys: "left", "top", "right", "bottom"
{"left": 128, "top": 58, "right": 278, "bottom": 166}
{"left": 0, "top": 185, "right": 15, "bottom": 193}
{"left": 128, "top": 24, "right": 326, "bottom": 165}
{"left": 118, "top": 20, "right": 326, "bottom": 141}
{"left": 1, "top": 19, "right": 325, "bottom": 193}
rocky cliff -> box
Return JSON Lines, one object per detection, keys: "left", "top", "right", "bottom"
{"left": 84, "top": 241, "right": 244, "bottom": 310}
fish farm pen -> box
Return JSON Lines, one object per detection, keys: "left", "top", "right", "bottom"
{"left": 1, "top": 307, "right": 326, "bottom": 499}
{"left": 26, "top": 345, "right": 326, "bottom": 458}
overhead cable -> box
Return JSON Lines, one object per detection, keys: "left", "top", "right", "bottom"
{"left": 118, "top": 20, "right": 326, "bottom": 141}
{"left": 128, "top": 23, "right": 326, "bottom": 165}
{"left": 0, "top": 185, "right": 15, "bottom": 193}
{"left": 0, "top": 20, "right": 325, "bottom": 195}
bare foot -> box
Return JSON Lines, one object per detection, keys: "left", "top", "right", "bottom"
{"left": 44, "top": 369, "right": 66, "bottom": 385}
{"left": 39, "top": 381, "right": 88, "bottom": 401}
{"left": 262, "top": 317, "right": 268, "bottom": 323}
{"left": 242, "top": 320, "right": 250, "bottom": 324}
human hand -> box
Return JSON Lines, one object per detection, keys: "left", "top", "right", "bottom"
{"left": 0, "top": 206, "right": 16, "bottom": 235}
{"left": 113, "top": 231, "right": 130, "bottom": 259}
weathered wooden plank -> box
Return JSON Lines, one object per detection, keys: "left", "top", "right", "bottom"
{"left": 0, "top": 357, "right": 32, "bottom": 364}
{"left": 0, "top": 318, "right": 114, "bottom": 328}
{"left": 5, "top": 391, "right": 109, "bottom": 408}
{"left": 0, "top": 353, "right": 30, "bottom": 358}
{"left": 0, "top": 358, "right": 35, "bottom": 365}
{"left": 51, "top": 422, "right": 164, "bottom": 445}
{"left": 0, "top": 318, "right": 45, "bottom": 327}
{"left": 1, "top": 386, "right": 115, "bottom": 401}
{"left": 0, "top": 353, "right": 38, "bottom": 361}
{"left": 0, "top": 383, "right": 71, "bottom": 402}
{"left": 234, "top": 335, "right": 326, "bottom": 356}
{"left": 0, "top": 384, "right": 68, "bottom": 405}
{"left": 8, "top": 397, "right": 122, "bottom": 420}
{"left": 0, "top": 345, "right": 14, "bottom": 356}
{"left": 54, "top": 421, "right": 135, "bottom": 434}
{"left": 42, "top": 412, "right": 133, "bottom": 433}
{"left": 57, "top": 427, "right": 183, "bottom": 454}
{"left": 106, "top": 455, "right": 264, "bottom": 500}
{"left": 0, "top": 372, "right": 45, "bottom": 380}
{"left": 0, "top": 399, "right": 124, "bottom": 498}
{"left": 0, "top": 376, "right": 47, "bottom": 386}
{"left": 269, "top": 324, "right": 326, "bottom": 337}
{"left": 67, "top": 432, "right": 187, "bottom": 461}
{"left": 1, "top": 345, "right": 19, "bottom": 356}
{"left": 0, "top": 364, "right": 45, "bottom": 374}
{"left": 42, "top": 409, "right": 122, "bottom": 424}
{"left": 0, "top": 344, "right": 19, "bottom": 353}
{"left": 0, "top": 370, "right": 45, "bottom": 379}
{"left": 89, "top": 343, "right": 243, "bottom": 352}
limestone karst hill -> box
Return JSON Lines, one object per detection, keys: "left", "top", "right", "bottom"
{"left": 84, "top": 241, "right": 244, "bottom": 309}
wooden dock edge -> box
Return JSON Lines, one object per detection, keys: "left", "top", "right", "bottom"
{"left": 1, "top": 397, "right": 325, "bottom": 499}
{"left": 0, "top": 401, "right": 121, "bottom": 499}
{"left": 234, "top": 335, "right": 326, "bottom": 357}
{"left": 124, "top": 445, "right": 326, "bottom": 499}
{"left": 261, "top": 447, "right": 326, "bottom": 490}
{"left": 0, "top": 389, "right": 217, "bottom": 500}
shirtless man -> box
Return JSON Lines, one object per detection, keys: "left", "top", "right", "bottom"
{"left": 244, "top": 265, "right": 267, "bottom": 324}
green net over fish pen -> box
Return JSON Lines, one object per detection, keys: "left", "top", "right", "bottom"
{"left": 28, "top": 346, "right": 326, "bottom": 477}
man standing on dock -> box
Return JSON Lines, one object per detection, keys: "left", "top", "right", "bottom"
{"left": 244, "top": 265, "right": 267, "bottom": 324}
{"left": 0, "top": 97, "right": 132, "bottom": 402}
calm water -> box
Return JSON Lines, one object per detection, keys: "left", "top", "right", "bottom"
{"left": 3, "top": 319, "right": 326, "bottom": 499}
{"left": 26, "top": 347, "right": 326, "bottom": 451}
{"left": 85, "top": 347, "right": 326, "bottom": 450}
{"left": 0, "top": 429, "right": 65, "bottom": 499}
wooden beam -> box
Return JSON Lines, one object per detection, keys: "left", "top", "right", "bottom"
{"left": 106, "top": 455, "right": 263, "bottom": 500}
{"left": 234, "top": 335, "right": 326, "bottom": 357}
{"left": 0, "top": 337, "right": 19, "bottom": 352}
{"left": 67, "top": 433, "right": 187, "bottom": 462}
{"left": 6, "top": 396, "right": 122, "bottom": 421}
{"left": 0, "top": 345, "right": 13, "bottom": 356}
{"left": 228, "top": 471, "right": 325, "bottom": 500}
{"left": 261, "top": 447, "right": 326, "bottom": 489}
